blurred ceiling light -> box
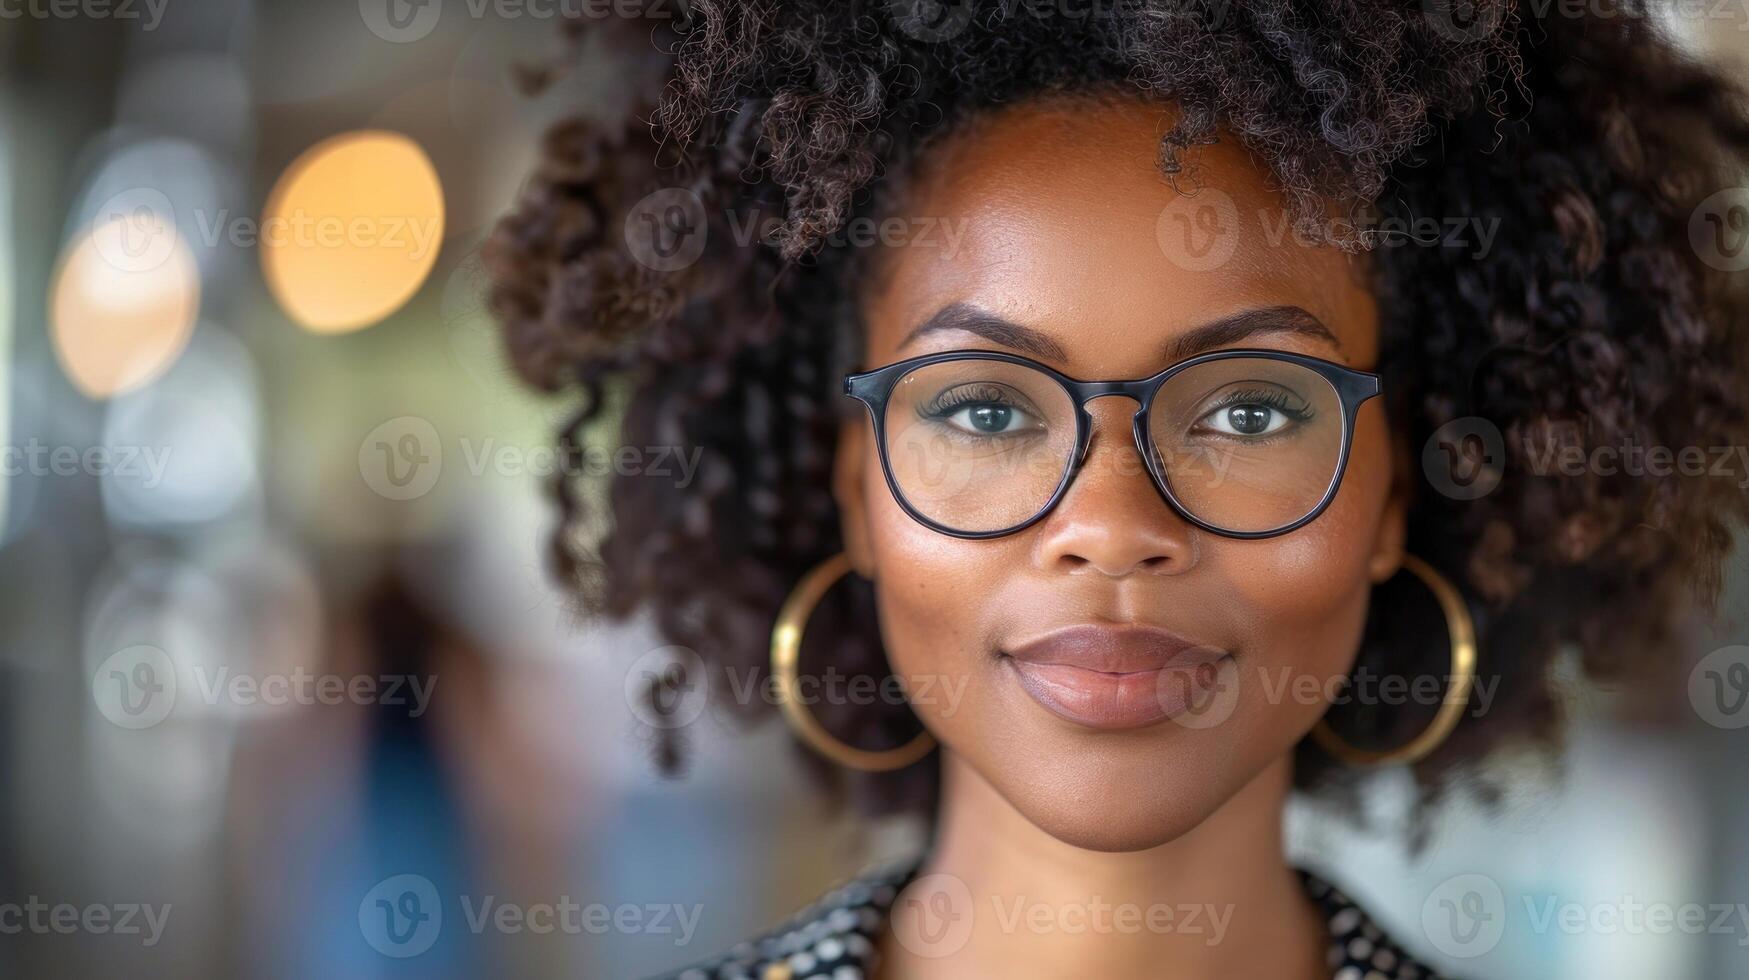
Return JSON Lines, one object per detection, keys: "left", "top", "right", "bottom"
{"left": 260, "top": 130, "right": 445, "bottom": 334}
{"left": 49, "top": 212, "right": 200, "bottom": 399}
{"left": 71, "top": 136, "right": 231, "bottom": 278}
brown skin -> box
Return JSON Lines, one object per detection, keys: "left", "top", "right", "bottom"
{"left": 831, "top": 98, "right": 1409, "bottom": 978}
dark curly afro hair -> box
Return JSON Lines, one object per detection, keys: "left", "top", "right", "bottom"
{"left": 486, "top": 0, "right": 1749, "bottom": 822}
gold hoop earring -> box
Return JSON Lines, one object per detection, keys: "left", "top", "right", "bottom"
{"left": 770, "top": 552, "right": 936, "bottom": 772}
{"left": 1311, "top": 554, "right": 1477, "bottom": 767}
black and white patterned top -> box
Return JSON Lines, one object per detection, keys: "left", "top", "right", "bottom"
{"left": 650, "top": 857, "right": 1448, "bottom": 980}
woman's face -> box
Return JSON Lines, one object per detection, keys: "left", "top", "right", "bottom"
{"left": 833, "top": 97, "right": 1407, "bottom": 852}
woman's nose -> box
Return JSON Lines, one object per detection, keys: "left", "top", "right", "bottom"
{"left": 1030, "top": 401, "right": 1198, "bottom": 576}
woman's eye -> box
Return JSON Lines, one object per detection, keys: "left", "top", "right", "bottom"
{"left": 943, "top": 403, "right": 1033, "bottom": 435}
{"left": 1199, "top": 403, "right": 1292, "bottom": 436}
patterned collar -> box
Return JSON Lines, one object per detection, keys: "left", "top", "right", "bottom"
{"left": 655, "top": 857, "right": 1447, "bottom": 980}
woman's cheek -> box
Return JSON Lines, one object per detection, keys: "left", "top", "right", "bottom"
{"left": 1217, "top": 442, "right": 1391, "bottom": 704}
{"left": 864, "top": 471, "right": 989, "bottom": 681}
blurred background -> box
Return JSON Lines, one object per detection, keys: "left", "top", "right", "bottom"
{"left": 2, "top": 2, "right": 1749, "bottom": 978}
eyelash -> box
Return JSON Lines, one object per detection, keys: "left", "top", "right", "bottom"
{"left": 919, "top": 384, "right": 1023, "bottom": 419}
{"left": 1201, "top": 387, "right": 1314, "bottom": 421}
{"left": 911, "top": 382, "right": 1315, "bottom": 442}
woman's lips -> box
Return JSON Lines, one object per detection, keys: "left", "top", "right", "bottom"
{"left": 1002, "top": 624, "right": 1231, "bottom": 730}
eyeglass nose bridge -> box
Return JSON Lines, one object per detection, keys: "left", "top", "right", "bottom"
{"left": 1070, "top": 378, "right": 1156, "bottom": 402}
{"left": 1065, "top": 378, "right": 1161, "bottom": 469}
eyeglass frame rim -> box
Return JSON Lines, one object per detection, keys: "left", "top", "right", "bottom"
{"left": 843, "top": 347, "right": 1383, "bottom": 541}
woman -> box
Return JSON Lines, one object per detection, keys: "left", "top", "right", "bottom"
{"left": 487, "top": 2, "right": 1749, "bottom": 976}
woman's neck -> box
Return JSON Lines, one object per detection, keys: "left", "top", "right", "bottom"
{"left": 876, "top": 751, "right": 1326, "bottom": 980}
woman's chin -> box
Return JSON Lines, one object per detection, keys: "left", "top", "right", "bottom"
{"left": 1013, "top": 802, "right": 1212, "bottom": 853}
{"left": 977, "top": 762, "right": 1243, "bottom": 854}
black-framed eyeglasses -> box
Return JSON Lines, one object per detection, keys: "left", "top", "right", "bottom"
{"left": 844, "top": 348, "right": 1381, "bottom": 540}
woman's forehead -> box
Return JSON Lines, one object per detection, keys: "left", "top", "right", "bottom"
{"left": 862, "top": 99, "right": 1379, "bottom": 374}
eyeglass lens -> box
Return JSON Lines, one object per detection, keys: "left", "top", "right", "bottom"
{"left": 878, "top": 356, "right": 1344, "bottom": 535}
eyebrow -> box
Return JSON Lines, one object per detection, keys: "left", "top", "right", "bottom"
{"left": 899, "top": 303, "right": 1068, "bottom": 361}
{"left": 1164, "top": 305, "right": 1344, "bottom": 362}
{"left": 898, "top": 302, "right": 1343, "bottom": 365}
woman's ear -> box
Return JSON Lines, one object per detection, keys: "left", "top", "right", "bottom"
{"left": 1367, "top": 414, "right": 1412, "bottom": 584}
{"left": 832, "top": 417, "right": 876, "bottom": 578}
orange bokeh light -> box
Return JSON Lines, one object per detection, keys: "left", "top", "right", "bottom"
{"left": 260, "top": 130, "right": 445, "bottom": 334}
